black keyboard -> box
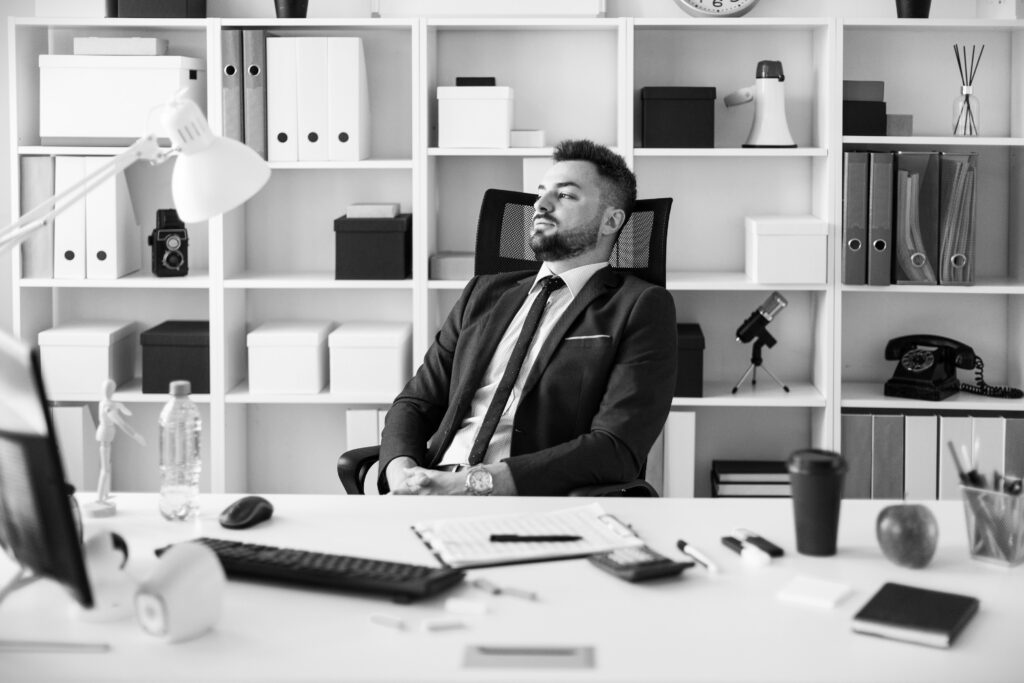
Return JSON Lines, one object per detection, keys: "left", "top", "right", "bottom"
{"left": 156, "top": 537, "right": 466, "bottom": 603}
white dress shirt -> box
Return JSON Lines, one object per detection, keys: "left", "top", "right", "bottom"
{"left": 439, "top": 262, "right": 609, "bottom": 467}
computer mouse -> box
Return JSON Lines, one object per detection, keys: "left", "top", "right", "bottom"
{"left": 219, "top": 495, "right": 274, "bottom": 529}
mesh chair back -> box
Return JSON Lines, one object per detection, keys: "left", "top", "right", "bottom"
{"left": 474, "top": 189, "right": 671, "bottom": 287}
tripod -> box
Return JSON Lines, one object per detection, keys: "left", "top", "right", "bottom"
{"left": 731, "top": 332, "right": 789, "bottom": 394}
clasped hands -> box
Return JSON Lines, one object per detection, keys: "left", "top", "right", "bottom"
{"left": 389, "top": 466, "right": 466, "bottom": 496}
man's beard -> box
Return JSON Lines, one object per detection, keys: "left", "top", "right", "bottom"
{"left": 529, "top": 218, "right": 600, "bottom": 262}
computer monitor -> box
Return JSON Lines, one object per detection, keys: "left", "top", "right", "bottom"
{"left": 0, "top": 330, "right": 93, "bottom": 608}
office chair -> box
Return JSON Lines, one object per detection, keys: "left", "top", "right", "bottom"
{"left": 337, "top": 189, "right": 672, "bottom": 497}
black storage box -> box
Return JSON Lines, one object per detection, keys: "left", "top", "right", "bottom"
{"left": 843, "top": 100, "right": 887, "bottom": 136}
{"left": 675, "top": 323, "right": 705, "bottom": 397}
{"left": 141, "top": 320, "right": 210, "bottom": 394}
{"left": 641, "top": 87, "right": 716, "bottom": 148}
{"left": 116, "top": 0, "right": 206, "bottom": 17}
{"left": 334, "top": 214, "right": 412, "bottom": 280}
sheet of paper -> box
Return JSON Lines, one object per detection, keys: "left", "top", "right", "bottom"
{"left": 412, "top": 503, "right": 643, "bottom": 568}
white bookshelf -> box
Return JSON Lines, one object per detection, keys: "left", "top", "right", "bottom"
{"left": 10, "top": 10, "right": 1024, "bottom": 497}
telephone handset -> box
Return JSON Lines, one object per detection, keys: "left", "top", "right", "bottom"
{"left": 884, "top": 335, "right": 1023, "bottom": 401}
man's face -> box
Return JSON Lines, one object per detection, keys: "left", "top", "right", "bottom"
{"left": 531, "top": 160, "right": 608, "bottom": 262}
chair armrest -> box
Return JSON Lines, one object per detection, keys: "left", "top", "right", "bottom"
{"left": 568, "top": 480, "right": 659, "bottom": 498}
{"left": 337, "top": 446, "right": 381, "bottom": 495}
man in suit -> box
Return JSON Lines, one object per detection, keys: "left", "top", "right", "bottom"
{"left": 380, "top": 139, "right": 677, "bottom": 495}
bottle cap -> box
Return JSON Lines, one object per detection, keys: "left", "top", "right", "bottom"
{"left": 755, "top": 60, "right": 785, "bottom": 81}
{"left": 169, "top": 380, "right": 191, "bottom": 397}
{"left": 787, "top": 448, "right": 847, "bottom": 475}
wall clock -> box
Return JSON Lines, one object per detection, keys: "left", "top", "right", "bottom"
{"left": 674, "top": 0, "right": 760, "bottom": 17}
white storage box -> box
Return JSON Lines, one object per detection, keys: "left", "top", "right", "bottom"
{"left": 39, "top": 55, "right": 206, "bottom": 143}
{"left": 247, "top": 322, "right": 332, "bottom": 394}
{"left": 328, "top": 322, "right": 412, "bottom": 396}
{"left": 429, "top": 252, "right": 474, "bottom": 280}
{"left": 38, "top": 321, "right": 136, "bottom": 398}
{"left": 437, "top": 86, "right": 513, "bottom": 148}
{"left": 746, "top": 215, "right": 828, "bottom": 284}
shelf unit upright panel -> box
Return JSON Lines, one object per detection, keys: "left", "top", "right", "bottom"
{"left": 631, "top": 19, "right": 836, "bottom": 481}
{"left": 213, "top": 19, "right": 418, "bottom": 493}
{"left": 837, "top": 19, "right": 1024, "bottom": 419}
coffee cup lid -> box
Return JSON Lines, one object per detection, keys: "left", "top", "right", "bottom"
{"left": 787, "top": 448, "right": 847, "bottom": 474}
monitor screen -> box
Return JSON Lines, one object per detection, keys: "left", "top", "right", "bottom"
{"left": 0, "top": 330, "right": 92, "bottom": 608}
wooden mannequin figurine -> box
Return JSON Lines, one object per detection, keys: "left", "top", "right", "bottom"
{"left": 85, "top": 379, "right": 145, "bottom": 518}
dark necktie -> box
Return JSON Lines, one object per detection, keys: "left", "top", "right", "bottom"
{"left": 467, "top": 275, "right": 565, "bottom": 466}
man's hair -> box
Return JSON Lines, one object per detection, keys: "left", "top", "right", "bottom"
{"left": 552, "top": 139, "right": 637, "bottom": 217}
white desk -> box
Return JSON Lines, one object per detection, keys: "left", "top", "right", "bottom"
{"left": 0, "top": 494, "right": 1020, "bottom": 682}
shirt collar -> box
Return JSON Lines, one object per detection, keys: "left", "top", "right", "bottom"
{"left": 531, "top": 262, "right": 609, "bottom": 299}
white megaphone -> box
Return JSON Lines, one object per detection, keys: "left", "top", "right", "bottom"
{"left": 724, "top": 60, "right": 796, "bottom": 148}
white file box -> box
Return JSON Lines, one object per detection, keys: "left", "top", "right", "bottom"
{"left": 39, "top": 55, "right": 205, "bottom": 143}
{"left": 745, "top": 215, "right": 828, "bottom": 284}
{"left": 328, "top": 323, "right": 412, "bottom": 396}
{"left": 38, "top": 322, "right": 136, "bottom": 398}
{"left": 437, "top": 86, "right": 513, "bottom": 148}
{"left": 247, "top": 322, "right": 332, "bottom": 394}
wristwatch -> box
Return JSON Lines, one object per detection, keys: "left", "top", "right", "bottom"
{"left": 464, "top": 465, "right": 494, "bottom": 496}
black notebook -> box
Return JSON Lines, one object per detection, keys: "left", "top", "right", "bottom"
{"left": 852, "top": 582, "right": 980, "bottom": 648}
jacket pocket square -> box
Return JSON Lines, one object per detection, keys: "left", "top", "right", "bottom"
{"left": 565, "top": 334, "right": 611, "bottom": 341}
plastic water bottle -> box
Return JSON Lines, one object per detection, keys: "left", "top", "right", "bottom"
{"left": 158, "top": 380, "right": 202, "bottom": 521}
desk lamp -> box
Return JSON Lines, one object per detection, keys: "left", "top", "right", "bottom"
{"left": 0, "top": 95, "right": 270, "bottom": 255}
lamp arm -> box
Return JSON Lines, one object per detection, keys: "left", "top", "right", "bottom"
{"left": 0, "top": 136, "right": 169, "bottom": 256}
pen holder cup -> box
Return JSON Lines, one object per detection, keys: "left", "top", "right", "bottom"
{"left": 961, "top": 486, "right": 1024, "bottom": 567}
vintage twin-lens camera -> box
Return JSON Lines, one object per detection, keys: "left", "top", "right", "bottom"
{"left": 149, "top": 209, "right": 189, "bottom": 277}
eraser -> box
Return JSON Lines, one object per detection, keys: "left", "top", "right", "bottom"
{"left": 777, "top": 575, "right": 853, "bottom": 609}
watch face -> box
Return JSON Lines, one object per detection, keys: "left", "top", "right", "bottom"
{"left": 466, "top": 467, "right": 493, "bottom": 495}
{"left": 675, "top": 0, "right": 759, "bottom": 17}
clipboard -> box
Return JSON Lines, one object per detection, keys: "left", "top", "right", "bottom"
{"left": 411, "top": 503, "right": 644, "bottom": 569}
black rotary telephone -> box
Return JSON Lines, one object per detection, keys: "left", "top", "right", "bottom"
{"left": 884, "top": 335, "right": 1023, "bottom": 401}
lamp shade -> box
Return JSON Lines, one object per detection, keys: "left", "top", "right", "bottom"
{"left": 162, "top": 98, "right": 270, "bottom": 223}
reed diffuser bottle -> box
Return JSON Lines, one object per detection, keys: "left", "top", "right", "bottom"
{"left": 953, "top": 44, "right": 983, "bottom": 136}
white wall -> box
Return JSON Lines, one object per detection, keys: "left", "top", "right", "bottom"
{"left": 0, "top": 0, "right": 983, "bottom": 335}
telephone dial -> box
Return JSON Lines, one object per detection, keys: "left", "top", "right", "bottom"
{"left": 884, "top": 335, "right": 1023, "bottom": 401}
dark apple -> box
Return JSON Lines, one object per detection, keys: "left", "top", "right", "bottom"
{"left": 876, "top": 504, "right": 939, "bottom": 568}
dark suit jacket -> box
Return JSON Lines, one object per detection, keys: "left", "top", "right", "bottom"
{"left": 378, "top": 267, "right": 678, "bottom": 495}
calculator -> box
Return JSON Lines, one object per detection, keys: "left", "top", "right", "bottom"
{"left": 588, "top": 546, "right": 694, "bottom": 582}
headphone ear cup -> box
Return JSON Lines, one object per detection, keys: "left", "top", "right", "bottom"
{"left": 135, "top": 543, "right": 225, "bottom": 643}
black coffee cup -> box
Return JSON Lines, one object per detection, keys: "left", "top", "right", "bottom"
{"left": 275, "top": 0, "right": 309, "bottom": 18}
{"left": 788, "top": 449, "right": 847, "bottom": 556}
{"left": 895, "top": 0, "right": 931, "bottom": 18}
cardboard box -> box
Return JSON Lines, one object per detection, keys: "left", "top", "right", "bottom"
{"left": 746, "top": 215, "right": 828, "bottom": 284}
{"left": 437, "top": 86, "right": 513, "bottom": 148}
{"left": 141, "top": 320, "right": 210, "bottom": 394}
{"left": 39, "top": 55, "right": 205, "bottom": 143}
{"left": 334, "top": 214, "right": 411, "bottom": 280}
{"left": 843, "top": 100, "right": 887, "bottom": 136}
{"left": 675, "top": 323, "right": 705, "bottom": 398}
{"left": 328, "top": 322, "right": 412, "bottom": 396}
{"left": 38, "top": 321, "right": 136, "bottom": 398}
{"left": 429, "top": 252, "right": 474, "bottom": 280}
{"left": 35, "top": 0, "right": 114, "bottom": 17}
{"left": 247, "top": 322, "right": 332, "bottom": 394}
{"left": 641, "top": 87, "right": 716, "bottom": 148}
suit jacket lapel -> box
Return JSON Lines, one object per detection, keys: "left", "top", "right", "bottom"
{"left": 431, "top": 275, "right": 533, "bottom": 464}
{"left": 520, "top": 267, "right": 620, "bottom": 398}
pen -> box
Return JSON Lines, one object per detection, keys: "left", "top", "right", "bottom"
{"left": 471, "top": 577, "right": 539, "bottom": 601}
{"left": 489, "top": 534, "right": 582, "bottom": 542}
{"left": 676, "top": 540, "right": 720, "bottom": 573}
